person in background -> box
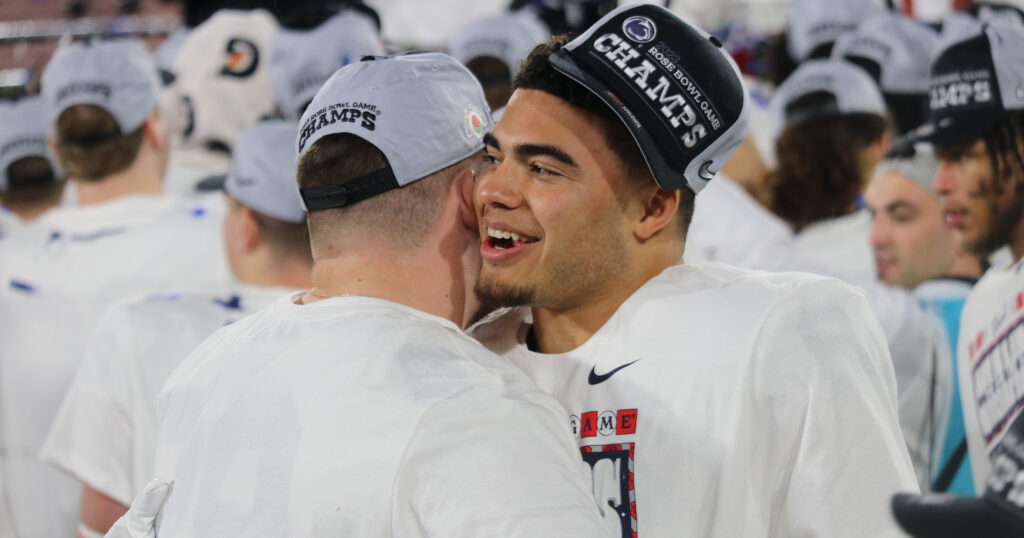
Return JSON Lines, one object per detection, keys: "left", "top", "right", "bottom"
{"left": 865, "top": 144, "right": 985, "bottom": 494}
{"left": 40, "top": 121, "right": 311, "bottom": 538}
{"left": 269, "top": 10, "right": 384, "bottom": 121}
{"left": 448, "top": 10, "right": 549, "bottom": 113}
{"left": 832, "top": 10, "right": 939, "bottom": 135}
{"left": 0, "top": 39, "right": 227, "bottom": 538}
{"left": 0, "top": 97, "right": 65, "bottom": 233}
{"left": 914, "top": 23, "right": 1024, "bottom": 494}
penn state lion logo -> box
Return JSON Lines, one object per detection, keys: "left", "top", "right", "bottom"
{"left": 622, "top": 16, "right": 657, "bottom": 44}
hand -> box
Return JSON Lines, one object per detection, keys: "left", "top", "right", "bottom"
{"left": 104, "top": 478, "right": 173, "bottom": 538}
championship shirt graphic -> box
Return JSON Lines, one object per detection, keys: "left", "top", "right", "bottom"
{"left": 968, "top": 289, "right": 1024, "bottom": 448}
{"left": 572, "top": 408, "right": 638, "bottom": 537}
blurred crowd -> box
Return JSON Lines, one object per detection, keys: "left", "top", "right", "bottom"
{"left": 1, "top": 0, "right": 1023, "bottom": 537}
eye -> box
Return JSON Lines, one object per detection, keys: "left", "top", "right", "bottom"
{"left": 530, "top": 163, "right": 559, "bottom": 177}
{"left": 483, "top": 153, "right": 501, "bottom": 165}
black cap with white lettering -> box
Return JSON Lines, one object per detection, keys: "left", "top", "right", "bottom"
{"left": 548, "top": 4, "right": 749, "bottom": 194}
{"left": 892, "top": 410, "right": 1024, "bottom": 537}
{"left": 914, "top": 24, "right": 1024, "bottom": 146}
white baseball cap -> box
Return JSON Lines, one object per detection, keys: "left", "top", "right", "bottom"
{"left": 270, "top": 12, "right": 385, "bottom": 120}
{"left": 41, "top": 38, "right": 159, "bottom": 135}
{"left": 296, "top": 52, "right": 491, "bottom": 210}
{"left": 222, "top": 121, "right": 305, "bottom": 223}
{"left": 448, "top": 11, "right": 550, "bottom": 80}
{"left": 0, "top": 97, "right": 63, "bottom": 192}
{"left": 786, "top": 0, "right": 882, "bottom": 61}
{"left": 166, "top": 9, "right": 278, "bottom": 152}
{"left": 770, "top": 58, "right": 886, "bottom": 138}
{"left": 832, "top": 12, "right": 939, "bottom": 96}
{"left": 874, "top": 144, "right": 941, "bottom": 199}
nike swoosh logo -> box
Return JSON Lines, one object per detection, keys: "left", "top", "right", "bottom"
{"left": 588, "top": 360, "right": 640, "bottom": 385}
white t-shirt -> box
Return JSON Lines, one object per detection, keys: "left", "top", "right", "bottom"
{"left": 0, "top": 194, "right": 228, "bottom": 538}
{"left": 957, "top": 254, "right": 1024, "bottom": 492}
{"left": 471, "top": 263, "right": 919, "bottom": 538}
{"left": 0, "top": 208, "right": 18, "bottom": 241}
{"left": 40, "top": 284, "right": 292, "bottom": 507}
{"left": 151, "top": 293, "right": 609, "bottom": 537}
{"left": 794, "top": 210, "right": 876, "bottom": 285}
{"left": 686, "top": 177, "right": 951, "bottom": 487}
{"left": 684, "top": 174, "right": 793, "bottom": 267}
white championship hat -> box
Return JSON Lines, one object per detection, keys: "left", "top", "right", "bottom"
{"left": 770, "top": 58, "right": 886, "bottom": 139}
{"left": 270, "top": 12, "right": 385, "bottom": 120}
{"left": 448, "top": 11, "right": 550, "bottom": 79}
{"left": 786, "top": 0, "right": 882, "bottom": 61}
{"left": 203, "top": 121, "right": 306, "bottom": 223}
{"left": 0, "top": 97, "right": 63, "bottom": 192}
{"left": 41, "top": 38, "right": 159, "bottom": 135}
{"left": 296, "top": 52, "right": 491, "bottom": 210}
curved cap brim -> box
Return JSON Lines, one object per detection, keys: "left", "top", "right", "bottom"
{"left": 892, "top": 493, "right": 1024, "bottom": 537}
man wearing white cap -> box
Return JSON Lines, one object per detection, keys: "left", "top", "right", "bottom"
{"left": 134, "top": 53, "right": 607, "bottom": 537}
{"left": 270, "top": 11, "right": 384, "bottom": 120}
{"left": 832, "top": 10, "right": 940, "bottom": 135}
{"left": 448, "top": 10, "right": 549, "bottom": 112}
{"left": 0, "top": 39, "right": 227, "bottom": 538}
{"left": 865, "top": 145, "right": 984, "bottom": 495}
{"left": 471, "top": 5, "right": 916, "bottom": 537}
{"left": 39, "top": 121, "right": 311, "bottom": 538}
{"left": 0, "top": 97, "right": 65, "bottom": 231}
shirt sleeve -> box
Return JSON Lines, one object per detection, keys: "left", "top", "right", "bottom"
{"left": 392, "top": 395, "right": 613, "bottom": 538}
{"left": 752, "top": 279, "right": 920, "bottom": 538}
{"left": 40, "top": 302, "right": 138, "bottom": 506}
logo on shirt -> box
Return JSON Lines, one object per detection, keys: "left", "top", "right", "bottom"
{"left": 571, "top": 408, "right": 638, "bottom": 439}
{"left": 588, "top": 359, "right": 640, "bottom": 385}
{"left": 581, "top": 442, "right": 637, "bottom": 537}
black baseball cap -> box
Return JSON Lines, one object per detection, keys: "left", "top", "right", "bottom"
{"left": 914, "top": 24, "right": 1024, "bottom": 146}
{"left": 892, "top": 410, "right": 1024, "bottom": 537}
{"left": 547, "top": 4, "right": 749, "bottom": 194}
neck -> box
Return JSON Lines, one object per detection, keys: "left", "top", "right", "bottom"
{"left": 1, "top": 187, "right": 66, "bottom": 222}
{"left": 1011, "top": 218, "right": 1024, "bottom": 264}
{"left": 301, "top": 230, "right": 475, "bottom": 327}
{"left": 75, "top": 153, "right": 162, "bottom": 206}
{"left": 236, "top": 251, "right": 313, "bottom": 290}
{"left": 531, "top": 251, "right": 679, "bottom": 354}
{"left": 947, "top": 252, "right": 984, "bottom": 281}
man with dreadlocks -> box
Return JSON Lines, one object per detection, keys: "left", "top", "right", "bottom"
{"left": 915, "top": 23, "right": 1024, "bottom": 492}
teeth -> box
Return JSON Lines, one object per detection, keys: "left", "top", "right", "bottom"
{"left": 487, "top": 227, "right": 526, "bottom": 242}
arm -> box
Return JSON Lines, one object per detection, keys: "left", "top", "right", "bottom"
{"left": 41, "top": 302, "right": 138, "bottom": 511}
{"left": 393, "top": 396, "right": 613, "bottom": 538}
{"left": 755, "top": 279, "right": 920, "bottom": 537}
{"left": 80, "top": 484, "right": 128, "bottom": 538}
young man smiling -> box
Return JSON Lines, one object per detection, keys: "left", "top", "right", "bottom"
{"left": 915, "top": 24, "right": 1024, "bottom": 493}
{"left": 471, "top": 5, "right": 918, "bottom": 537}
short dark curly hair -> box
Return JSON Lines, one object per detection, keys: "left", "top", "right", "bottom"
{"left": 513, "top": 35, "right": 695, "bottom": 235}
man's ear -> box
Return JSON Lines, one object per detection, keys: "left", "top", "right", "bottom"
{"left": 142, "top": 111, "right": 167, "bottom": 151}
{"left": 455, "top": 165, "right": 478, "bottom": 231}
{"left": 47, "top": 132, "right": 57, "bottom": 152}
{"left": 634, "top": 186, "right": 680, "bottom": 241}
{"left": 238, "top": 205, "right": 262, "bottom": 252}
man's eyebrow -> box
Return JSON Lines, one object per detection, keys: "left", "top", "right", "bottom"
{"left": 884, "top": 200, "right": 916, "bottom": 213}
{"left": 483, "top": 132, "right": 500, "bottom": 150}
{"left": 514, "top": 143, "right": 577, "bottom": 167}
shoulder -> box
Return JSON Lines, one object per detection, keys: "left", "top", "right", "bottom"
{"left": 633, "top": 262, "right": 867, "bottom": 319}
